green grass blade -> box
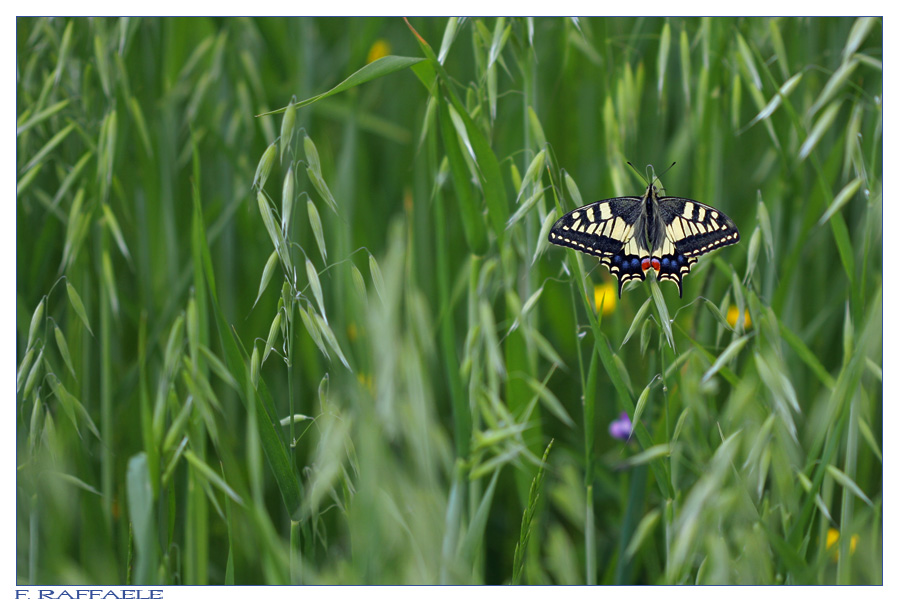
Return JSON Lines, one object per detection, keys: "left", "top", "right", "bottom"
{"left": 260, "top": 55, "right": 425, "bottom": 115}
{"left": 126, "top": 453, "right": 158, "bottom": 585}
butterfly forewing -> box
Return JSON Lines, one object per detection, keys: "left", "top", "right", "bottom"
{"left": 549, "top": 184, "right": 740, "bottom": 297}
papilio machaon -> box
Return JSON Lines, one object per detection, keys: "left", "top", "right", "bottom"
{"left": 549, "top": 183, "right": 740, "bottom": 297}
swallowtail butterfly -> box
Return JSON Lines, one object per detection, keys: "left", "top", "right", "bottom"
{"left": 549, "top": 183, "right": 739, "bottom": 297}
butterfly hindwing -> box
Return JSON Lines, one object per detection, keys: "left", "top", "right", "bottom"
{"left": 549, "top": 185, "right": 740, "bottom": 297}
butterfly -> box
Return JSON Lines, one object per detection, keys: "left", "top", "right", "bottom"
{"left": 548, "top": 182, "right": 739, "bottom": 297}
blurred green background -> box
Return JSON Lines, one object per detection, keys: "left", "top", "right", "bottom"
{"left": 16, "top": 17, "right": 881, "bottom": 585}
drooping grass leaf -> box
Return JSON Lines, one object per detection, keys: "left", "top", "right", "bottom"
{"left": 260, "top": 56, "right": 425, "bottom": 116}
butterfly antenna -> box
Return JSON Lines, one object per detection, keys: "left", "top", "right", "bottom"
{"left": 656, "top": 161, "right": 677, "bottom": 183}
{"left": 646, "top": 162, "right": 677, "bottom": 193}
{"left": 627, "top": 161, "right": 676, "bottom": 188}
{"left": 626, "top": 161, "right": 649, "bottom": 185}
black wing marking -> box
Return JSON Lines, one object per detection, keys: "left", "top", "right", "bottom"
{"left": 652, "top": 197, "right": 741, "bottom": 297}
{"left": 548, "top": 196, "right": 649, "bottom": 297}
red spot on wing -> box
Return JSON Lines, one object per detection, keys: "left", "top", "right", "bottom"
{"left": 641, "top": 258, "right": 662, "bottom": 273}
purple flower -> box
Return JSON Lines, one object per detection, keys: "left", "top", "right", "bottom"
{"left": 609, "top": 412, "right": 633, "bottom": 441}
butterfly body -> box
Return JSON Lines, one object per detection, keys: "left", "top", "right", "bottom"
{"left": 549, "top": 184, "right": 739, "bottom": 297}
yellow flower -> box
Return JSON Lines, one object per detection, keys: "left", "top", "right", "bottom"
{"left": 347, "top": 322, "right": 358, "bottom": 342}
{"left": 826, "top": 528, "right": 858, "bottom": 560}
{"left": 726, "top": 305, "right": 752, "bottom": 328}
{"left": 357, "top": 372, "right": 374, "bottom": 393}
{"left": 366, "top": 39, "right": 391, "bottom": 64}
{"left": 594, "top": 282, "right": 617, "bottom": 315}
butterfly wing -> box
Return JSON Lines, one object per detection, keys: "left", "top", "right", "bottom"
{"left": 652, "top": 196, "right": 740, "bottom": 297}
{"left": 548, "top": 196, "right": 650, "bottom": 297}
